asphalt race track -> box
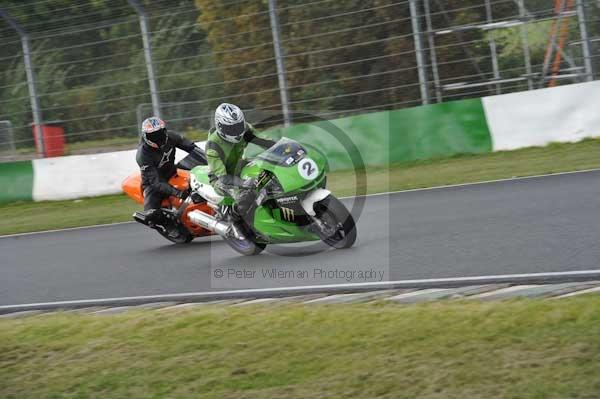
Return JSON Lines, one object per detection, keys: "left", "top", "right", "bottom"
{"left": 2, "top": 170, "right": 600, "bottom": 305}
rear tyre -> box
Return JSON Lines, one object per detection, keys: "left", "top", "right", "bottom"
{"left": 313, "top": 195, "right": 357, "bottom": 249}
{"left": 160, "top": 230, "right": 193, "bottom": 244}
{"left": 133, "top": 210, "right": 193, "bottom": 244}
{"left": 157, "top": 223, "right": 193, "bottom": 244}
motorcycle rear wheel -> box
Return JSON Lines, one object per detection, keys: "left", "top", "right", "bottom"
{"left": 157, "top": 224, "right": 193, "bottom": 244}
{"left": 313, "top": 195, "right": 357, "bottom": 249}
{"left": 224, "top": 222, "right": 266, "bottom": 256}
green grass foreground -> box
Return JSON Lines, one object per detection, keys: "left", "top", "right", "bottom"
{"left": 1, "top": 297, "right": 599, "bottom": 398}
{"left": 2, "top": 138, "right": 600, "bottom": 235}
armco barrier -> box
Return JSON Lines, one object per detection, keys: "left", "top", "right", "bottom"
{"left": 390, "top": 98, "right": 492, "bottom": 161}
{"left": 0, "top": 161, "right": 34, "bottom": 202}
{"left": 483, "top": 80, "right": 600, "bottom": 150}
{"left": 32, "top": 148, "right": 139, "bottom": 201}
{"left": 248, "top": 98, "right": 491, "bottom": 170}
{"left": 1, "top": 81, "right": 600, "bottom": 203}
{"left": 0, "top": 143, "right": 205, "bottom": 203}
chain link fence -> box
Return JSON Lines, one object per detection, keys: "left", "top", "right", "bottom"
{"left": 0, "top": 0, "right": 598, "bottom": 161}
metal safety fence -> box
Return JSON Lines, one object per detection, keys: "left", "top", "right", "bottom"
{"left": 0, "top": 0, "right": 598, "bottom": 160}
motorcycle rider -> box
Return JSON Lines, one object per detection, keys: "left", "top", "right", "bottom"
{"left": 206, "top": 103, "right": 276, "bottom": 220}
{"left": 136, "top": 116, "right": 204, "bottom": 228}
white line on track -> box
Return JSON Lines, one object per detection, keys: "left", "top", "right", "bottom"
{"left": 356, "top": 167, "right": 600, "bottom": 198}
{"left": 0, "top": 221, "right": 135, "bottom": 239}
{"left": 1, "top": 269, "right": 599, "bottom": 311}
{"left": 2, "top": 167, "right": 599, "bottom": 239}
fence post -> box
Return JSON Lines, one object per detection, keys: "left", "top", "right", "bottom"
{"left": 268, "top": 0, "right": 291, "bottom": 127}
{"left": 423, "top": 0, "right": 442, "bottom": 102}
{"left": 128, "top": 0, "right": 161, "bottom": 119}
{"left": 517, "top": 0, "right": 534, "bottom": 90}
{"left": 575, "top": 0, "right": 594, "bottom": 81}
{"left": 484, "top": 0, "right": 501, "bottom": 94}
{"left": 409, "top": 0, "right": 430, "bottom": 105}
{"left": 0, "top": 9, "right": 45, "bottom": 157}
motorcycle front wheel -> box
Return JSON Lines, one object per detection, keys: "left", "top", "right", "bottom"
{"left": 313, "top": 195, "right": 357, "bottom": 249}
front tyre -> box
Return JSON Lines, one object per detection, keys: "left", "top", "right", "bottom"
{"left": 313, "top": 195, "right": 357, "bottom": 249}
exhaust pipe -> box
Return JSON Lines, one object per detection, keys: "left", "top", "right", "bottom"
{"left": 187, "top": 210, "right": 230, "bottom": 237}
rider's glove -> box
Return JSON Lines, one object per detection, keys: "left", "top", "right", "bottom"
{"left": 218, "top": 175, "right": 244, "bottom": 188}
{"left": 236, "top": 189, "right": 256, "bottom": 208}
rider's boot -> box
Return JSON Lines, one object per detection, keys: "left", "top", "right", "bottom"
{"left": 134, "top": 208, "right": 178, "bottom": 236}
{"left": 134, "top": 209, "right": 163, "bottom": 229}
{"left": 215, "top": 205, "right": 246, "bottom": 240}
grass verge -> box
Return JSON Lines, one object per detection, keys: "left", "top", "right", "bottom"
{"left": 0, "top": 195, "right": 138, "bottom": 235}
{"left": 1, "top": 297, "right": 599, "bottom": 398}
{"left": 2, "top": 138, "right": 600, "bottom": 235}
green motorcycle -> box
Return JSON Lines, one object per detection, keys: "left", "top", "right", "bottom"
{"left": 186, "top": 137, "right": 357, "bottom": 255}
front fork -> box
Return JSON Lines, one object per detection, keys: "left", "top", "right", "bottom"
{"left": 299, "top": 188, "right": 334, "bottom": 237}
{"left": 300, "top": 188, "right": 331, "bottom": 217}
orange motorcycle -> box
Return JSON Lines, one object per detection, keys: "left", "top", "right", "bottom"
{"left": 121, "top": 150, "right": 215, "bottom": 244}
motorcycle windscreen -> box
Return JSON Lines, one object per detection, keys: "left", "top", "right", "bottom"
{"left": 176, "top": 148, "right": 207, "bottom": 170}
{"left": 255, "top": 138, "right": 306, "bottom": 166}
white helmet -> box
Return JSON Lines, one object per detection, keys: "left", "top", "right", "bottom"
{"left": 214, "top": 103, "right": 246, "bottom": 143}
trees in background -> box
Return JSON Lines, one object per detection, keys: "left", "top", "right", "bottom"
{"left": 0, "top": 0, "right": 597, "bottom": 148}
